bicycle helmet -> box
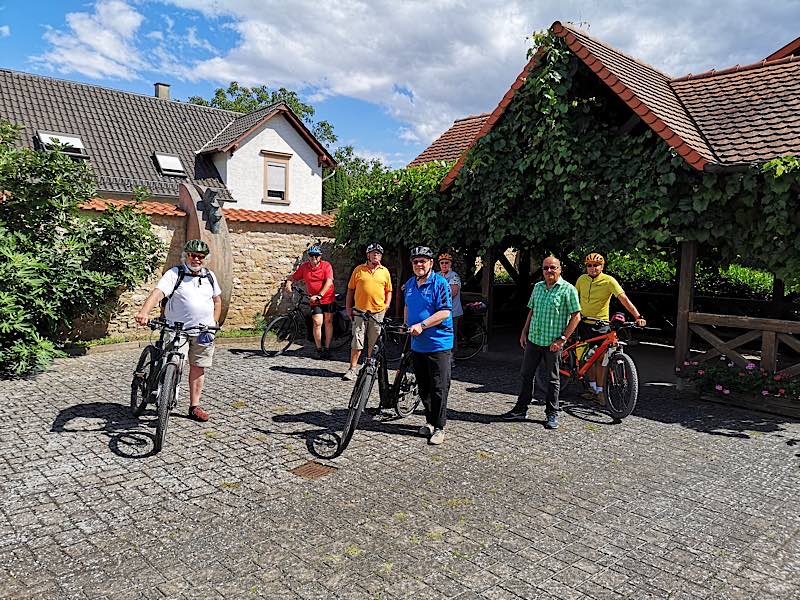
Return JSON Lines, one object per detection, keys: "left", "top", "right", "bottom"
{"left": 410, "top": 246, "right": 434, "bottom": 259}
{"left": 584, "top": 252, "right": 604, "bottom": 265}
{"left": 366, "top": 242, "right": 384, "bottom": 254}
{"left": 438, "top": 252, "right": 453, "bottom": 262}
{"left": 184, "top": 239, "right": 210, "bottom": 255}
{"left": 307, "top": 244, "right": 322, "bottom": 256}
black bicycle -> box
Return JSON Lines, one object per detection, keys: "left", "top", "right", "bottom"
{"left": 131, "top": 318, "right": 220, "bottom": 453}
{"left": 335, "top": 311, "right": 421, "bottom": 456}
{"left": 454, "top": 299, "right": 488, "bottom": 360}
{"left": 261, "top": 290, "right": 351, "bottom": 356}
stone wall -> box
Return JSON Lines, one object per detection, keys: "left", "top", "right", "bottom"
{"left": 73, "top": 215, "right": 355, "bottom": 340}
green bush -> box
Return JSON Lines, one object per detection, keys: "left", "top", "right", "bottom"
{"left": 0, "top": 120, "right": 164, "bottom": 376}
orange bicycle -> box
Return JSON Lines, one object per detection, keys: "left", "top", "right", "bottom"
{"left": 559, "top": 315, "right": 641, "bottom": 420}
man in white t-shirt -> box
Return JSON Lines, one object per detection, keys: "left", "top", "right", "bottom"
{"left": 438, "top": 252, "right": 462, "bottom": 366}
{"left": 135, "top": 239, "right": 222, "bottom": 422}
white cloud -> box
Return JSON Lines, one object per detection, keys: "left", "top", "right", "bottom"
{"left": 33, "top": 0, "right": 146, "bottom": 79}
{"left": 185, "top": 26, "right": 216, "bottom": 53}
{"left": 0, "top": 25, "right": 10, "bottom": 38}
{"left": 161, "top": 0, "right": 798, "bottom": 147}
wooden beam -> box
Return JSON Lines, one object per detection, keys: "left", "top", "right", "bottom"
{"left": 481, "top": 247, "right": 495, "bottom": 352}
{"left": 761, "top": 331, "right": 778, "bottom": 373}
{"left": 688, "top": 312, "right": 800, "bottom": 334}
{"left": 496, "top": 251, "right": 520, "bottom": 285}
{"left": 777, "top": 333, "right": 800, "bottom": 354}
{"left": 674, "top": 240, "right": 697, "bottom": 372}
{"left": 689, "top": 325, "right": 759, "bottom": 369}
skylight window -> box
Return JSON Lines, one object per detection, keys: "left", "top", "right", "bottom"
{"left": 154, "top": 153, "right": 186, "bottom": 177}
{"left": 37, "top": 131, "right": 87, "bottom": 157}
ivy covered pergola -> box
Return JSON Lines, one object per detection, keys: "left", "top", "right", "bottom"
{"left": 336, "top": 22, "right": 800, "bottom": 381}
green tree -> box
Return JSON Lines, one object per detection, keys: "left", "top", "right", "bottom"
{"left": 0, "top": 120, "right": 164, "bottom": 376}
{"left": 322, "top": 145, "right": 390, "bottom": 211}
{"left": 188, "top": 81, "right": 337, "bottom": 146}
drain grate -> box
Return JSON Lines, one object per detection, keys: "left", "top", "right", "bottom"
{"left": 290, "top": 460, "right": 338, "bottom": 480}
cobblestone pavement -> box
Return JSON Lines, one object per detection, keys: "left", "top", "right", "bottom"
{"left": 2, "top": 343, "right": 799, "bottom": 599}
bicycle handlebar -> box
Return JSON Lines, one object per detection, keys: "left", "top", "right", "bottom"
{"left": 352, "top": 309, "right": 409, "bottom": 335}
{"left": 147, "top": 317, "right": 221, "bottom": 333}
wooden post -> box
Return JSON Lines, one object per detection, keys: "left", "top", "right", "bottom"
{"left": 481, "top": 247, "right": 495, "bottom": 352}
{"left": 674, "top": 240, "right": 697, "bottom": 376}
{"left": 761, "top": 331, "right": 778, "bottom": 373}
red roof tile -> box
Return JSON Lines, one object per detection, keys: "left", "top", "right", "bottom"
{"left": 81, "top": 198, "right": 334, "bottom": 227}
{"left": 408, "top": 114, "right": 490, "bottom": 167}
{"left": 441, "top": 21, "right": 800, "bottom": 190}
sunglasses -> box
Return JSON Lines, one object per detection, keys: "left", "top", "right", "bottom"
{"left": 188, "top": 252, "right": 206, "bottom": 260}
{"left": 586, "top": 263, "right": 602, "bottom": 268}
{"left": 542, "top": 265, "right": 560, "bottom": 271}
{"left": 439, "top": 260, "right": 451, "bottom": 265}
{"left": 412, "top": 259, "right": 430, "bottom": 265}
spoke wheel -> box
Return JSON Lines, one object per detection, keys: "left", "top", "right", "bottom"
{"left": 260, "top": 315, "right": 299, "bottom": 357}
{"left": 454, "top": 320, "right": 486, "bottom": 361}
{"left": 393, "top": 368, "right": 421, "bottom": 417}
{"left": 154, "top": 363, "right": 178, "bottom": 453}
{"left": 336, "top": 367, "right": 375, "bottom": 456}
{"left": 604, "top": 352, "right": 639, "bottom": 420}
{"left": 131, "top": 345, "right": 157, "bottom": 416}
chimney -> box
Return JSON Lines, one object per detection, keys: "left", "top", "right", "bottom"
{"left": 154, "top": 82, "right": 170, "bottom": 100}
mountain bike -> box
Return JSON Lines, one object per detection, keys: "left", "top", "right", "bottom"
{"left": 559, "top": 317, "right": 640, "bottom": 420}
{"left": 335, "top": 311, "right": 420, "bottom": 457}
{"left": 454, "top": 299, "right": 488, "bottom": 360}
{"left": 131, "top": 318, "right": 220, "bottom": 452}
{"left": 261, "top": 290, "right": 351, "bottom": 357}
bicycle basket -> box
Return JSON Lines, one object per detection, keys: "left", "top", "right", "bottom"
{"left": 465, "top": 300, "right": 488, "bottom": 316}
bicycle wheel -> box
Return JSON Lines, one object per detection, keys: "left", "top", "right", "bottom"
{"left": 454, "top": 320, "right": 486, "bottom": 360}
{"left": 131, "top": 345, "right": 157, "bottom": 416}
{"left": 154, "top": 363, "right": 178, "bottom": 453}
{"left": 604, "top": 352, "right": 639, "bottom": 420}
{"left": 260, "top": 315, "right": 299, "bottom": 356}
{"left": 393, "top": 356, "right": 421, "bottom": 417}
{"left": 337, "top": 367, "right": 375, "bottom": 456}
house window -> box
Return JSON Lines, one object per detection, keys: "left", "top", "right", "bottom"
{"left": 36, "top": 130, "right": 88, "bottom": 158}
{"left": 261, "top": 151, "right": 291, "bottom": 204}
{"left": 153, "top": 152, "right": 186, "bottom": 177}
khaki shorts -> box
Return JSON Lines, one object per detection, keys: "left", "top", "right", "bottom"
{"left": 351, "top": 310, "right": 386, "bottom": 351}
{"left": 175, "top": 334, "right": 215, "bottom": 368}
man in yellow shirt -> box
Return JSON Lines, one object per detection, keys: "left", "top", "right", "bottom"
{"left": 575, "top": 253, "right": 646, "bottom": 401}
{"left": 343, "top": 242, "right": 393, "bottom": 381}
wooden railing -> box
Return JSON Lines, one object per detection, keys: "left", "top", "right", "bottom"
{"left": 688, "top": 312, "right": 800, "bottom": 376}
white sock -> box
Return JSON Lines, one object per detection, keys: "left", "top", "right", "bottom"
{"left": 589, "top": 381, "right": 598, "bottom": 392}
{"left": 596, "top": 386, "right": 603, "bottom": 393}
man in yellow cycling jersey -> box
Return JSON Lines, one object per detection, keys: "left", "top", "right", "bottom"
{"left": 576, "top": 253, "right": 646, "bottom": 402}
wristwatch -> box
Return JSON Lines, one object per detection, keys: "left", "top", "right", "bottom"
{"left": 421, "top": 321, "right": 428, "bottom": 329}
{"left": 559, "top": 335, "right": 567, "bottom": 341}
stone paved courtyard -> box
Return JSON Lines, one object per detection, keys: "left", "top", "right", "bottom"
{"left": 1, "top": 343, "right": 799, "bottom": 599}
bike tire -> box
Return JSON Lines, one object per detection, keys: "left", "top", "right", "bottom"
{"left": 131, "top": 345, "right": 157, "bottom": 416}
{"left": 604, "top": 352, "right": 639, "bottom": 420}
{"left": 454, "top": 320, "right": 486, "bottom": 361}
{"left": 337, "top": 367, "right": 375, "bottom": 456}
{"left": 393, "top": 355, "right": 421, "bottom": 417}
{"left": 260, "top": 315, "right": 298, "bottom": 357}
{"left": 154, "top": 362, "right": 178, "bottom": 453}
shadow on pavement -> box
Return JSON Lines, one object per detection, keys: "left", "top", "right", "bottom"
{"left": 51, "top": 401, "right": 158, "bottom": 459}
{"left": 269, "top": 366, "right": 342, "bottom": 378}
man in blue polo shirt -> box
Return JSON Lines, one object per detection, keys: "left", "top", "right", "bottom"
{"left": 404, "top": 246, "right": 454, "bottom": 446}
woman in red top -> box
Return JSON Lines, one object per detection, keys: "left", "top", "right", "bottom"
{"left": 285, "top": 245, "right": 335, "bottom": 357}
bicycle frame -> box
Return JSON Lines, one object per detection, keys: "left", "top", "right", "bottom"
{"left": 559, "top": 329, "right": 621, "bottom": 380}
{"left": 357, "top": 311, "right": 411, "bottom": 408}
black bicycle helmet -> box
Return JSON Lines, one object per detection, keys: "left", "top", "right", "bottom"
{"left": 184, "top": 239, "right": 210, "bottom": 255}
{"left": 366, "top": 242, "right": 384, "bottom": 254}
{"left": 410, "top": 246, "right": 434, "bottom": 259}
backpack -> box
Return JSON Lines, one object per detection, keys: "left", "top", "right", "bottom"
{"left": 160, "top": 264, "right": 216, "bottom": 313}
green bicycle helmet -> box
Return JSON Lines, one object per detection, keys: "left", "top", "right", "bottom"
{"left": 184, "top": 239, "right": 210, "bottom": 255}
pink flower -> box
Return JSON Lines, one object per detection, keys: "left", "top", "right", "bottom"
{"left": 715, "top": 384, "right": 723, "bottom": 391}
{"left": 697, "top": 370, "right": 705, "bottom": 376}
{"left": 683, "top": 361, "right": 690, "bottom": 366}
{"left": 723, "top": 389, "right": 730, "bottom": 395}
{"left": 761, "top": 390, "right": 769, "bottom": 396}
{"left": 745, "top": 363, "right": 756, "bottom": 370}
{"left": 691, "top": 361, "right": 699, "bottom": 366}
{"left": 779, "top": 388, "right": 786, "bottom": 396}
{"left": 773, "top": 374, "right": 782, "bottom": 382}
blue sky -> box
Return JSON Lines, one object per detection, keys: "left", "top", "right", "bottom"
{"left": 1, "top": 1, "right": 798, "bottom": 168}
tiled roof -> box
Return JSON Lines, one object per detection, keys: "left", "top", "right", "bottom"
{"left": 407, "top": 114, "right": 490, "bottom": 167}
{"left": 199, "top": 102, "right": 336, "bottom": 167}
{"left": 0, "top": 69, "right": 236, "bottom": 199}
{"left": 80, "top": 198, "right": 333, "bottom": 226}
{"left": 441, "top": 22, "right": 800, "bottom": 189}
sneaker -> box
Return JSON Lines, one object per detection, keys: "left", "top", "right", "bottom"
{"left": 342, "top": 367, "right": 358, "bottom": 381}
{"left": 418, "top": 423, "right": 435, "bottom": 437}
{"left": 595, "top": 391, "right": 606, "bottom": 407}
{"left": 322, "top": 348, "right": 331, "bottom": 359}
{"left": 501, "top": 408, "right": 527, "bottom": 420}
{"left": 545, "top": 414, "right": 559, "bottom": 430}
{"left": 429, "top": 429, "right": 445, "bottom": 445}
{"left": 316, "top": 347, "right": 325, "bottom": 359}
{"left": 188, "top": 406, "right": 209, "bottom": 422}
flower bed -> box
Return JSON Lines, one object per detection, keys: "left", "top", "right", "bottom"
{"left": 678, "top": 358, "right": 800, "bottom": 418}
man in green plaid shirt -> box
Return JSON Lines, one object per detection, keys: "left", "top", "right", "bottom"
{"left": 502, "top": 255, "right": 581, "bottom": 429}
